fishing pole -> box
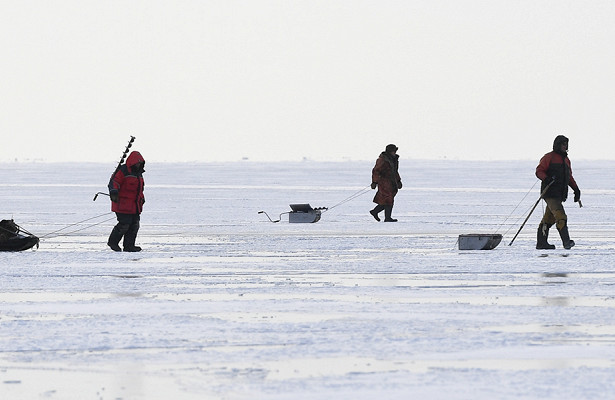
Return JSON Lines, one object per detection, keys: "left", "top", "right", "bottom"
{"left": 93, "top": 136, "right": 136, "bottom": 201}
{"left": 494, "top": 180, "right": 540, "bottom": 236}
{"left": 508, "top": 179, "right": 555, "bottom": 246}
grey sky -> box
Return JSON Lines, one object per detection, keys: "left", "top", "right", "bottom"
{"left": 1, "top": 1, "right": 614, "bottom": 162}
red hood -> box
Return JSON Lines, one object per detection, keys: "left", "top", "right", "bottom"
{"left": 125, "top": 151, "right": 145, "bottom": 168}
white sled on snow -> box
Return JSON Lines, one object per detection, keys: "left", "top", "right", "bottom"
{"left": 458, "top": 233, "right": 502, "bottom": 250}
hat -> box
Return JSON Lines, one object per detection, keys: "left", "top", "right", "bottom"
{"left": 385, "top": 144, "right": 398, "bottom": 153}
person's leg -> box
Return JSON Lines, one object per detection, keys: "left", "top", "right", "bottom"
{"left": 544, "top": 198, "right": 574, "bottom": 249}
{"left": 370, "top": 204, "right": 386, "bottom": 221}
{"left": 384, "top": 205, "right": 397, "bottom": 222}
{"left": 123, "top": 214, "right": 141, "bottom": 252}
{"left": 108, "top": 213, "right": 130, "bottom": 251}
{"left": 537, "top": 203, "right": 556, "bottom": 249}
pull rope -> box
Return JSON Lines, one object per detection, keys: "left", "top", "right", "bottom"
{"left": 40, "top": 212, "right": 115, "bottom": 239}
{"left": 325, "top": 185, "right": 372, "bottom": 212}
{"left": 48, "top": 216, "right": 117, "bottom": 238}
{"left": 496, "top": 179, "right": 540, "bottom": 236}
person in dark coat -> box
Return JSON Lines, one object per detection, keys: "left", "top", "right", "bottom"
{"left": 107, "top": 151, "right": 146, "bottom": 252}
{"left": 370, "top": 144, "right": 402, "bottom": 222}
{"left": 535, "top": 135, "right": 580, "bottom": 249}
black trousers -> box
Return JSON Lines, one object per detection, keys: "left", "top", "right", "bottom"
{"left": 108, "top": 213, "right": 140, "bottom": 249}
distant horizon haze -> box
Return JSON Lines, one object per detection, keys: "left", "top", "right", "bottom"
{"left": 1, "top": 1, "right": 613, "bottom": 163}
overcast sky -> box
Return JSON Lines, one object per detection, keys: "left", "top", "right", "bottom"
{"left": 1, "top": 1, "right": 614, "bottom": 163}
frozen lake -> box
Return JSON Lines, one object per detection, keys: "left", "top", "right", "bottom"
{"left": 2, "top": 160, "right": 615, "bottom": 399}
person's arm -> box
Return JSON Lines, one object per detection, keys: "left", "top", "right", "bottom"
{"left": 372, "top": 158, "right": 384, "bottom": 185}
{"left": 535, "top": 153, "right": 552, "bottom": 181}
{"left": 567, "top": 159, "right": 581, "bottom": 202}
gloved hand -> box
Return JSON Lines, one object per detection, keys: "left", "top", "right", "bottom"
{"left": 371, "top": 182, "right": 377, "bottom": 189}
{"left": 110, "top": 192, "right": 119, "bottom": 203}
{"left": 397, "top": 181, "right": 402, "bottom": 189}
{"left": 574, "top": 187, "right": 581, "bottom": 203}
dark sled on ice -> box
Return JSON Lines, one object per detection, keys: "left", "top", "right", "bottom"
{"left": 458, "top": 233, "right": 502, "bottom": 250}
{"left": 0, "top": 219, "right": 39, "bottom": 251}
{"left": 259, "top": 204, "right": 327, "bottom": 223}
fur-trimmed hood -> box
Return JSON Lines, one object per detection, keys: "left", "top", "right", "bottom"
{"left": 553, "top": 135, "right": 569, "bottom": 156}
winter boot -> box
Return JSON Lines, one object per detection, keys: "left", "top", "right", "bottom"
{"left": 384, "top": 205, "right": 397, "bottom": 222}
{"left": 107, "top": 224, "right": 128, "bottom": 252}
{"left": 370, "top": 205, "right": 385, "bottom": 222}
{"left": 557, "top": 224, "right": 575, "bottom": 250}
{"left": 536, "top": 223, "right": 556, "bottom": 250}
{"left": 122, "top": 222, "right": 142, "bottom": 252}
{"left": 124, "top": 245, "right": 142, "bottom": 252}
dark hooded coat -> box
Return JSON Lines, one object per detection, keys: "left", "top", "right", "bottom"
{"left": 535, "top": 135, "right": 579, "bottom": 201}
{"left": 372, "top": 152, "right": 402, "bottom": 205}
{"left": 108, "top": 151, "right": 146, "bottom": 214}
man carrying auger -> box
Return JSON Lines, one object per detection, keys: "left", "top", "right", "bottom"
{"left": 107, "top": 151, "right": 146, "bottom": 252}
{"left": 535, "top": 135, "right": 581, "bottom": 250}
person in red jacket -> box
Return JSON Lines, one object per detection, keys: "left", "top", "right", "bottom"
{"left": 535, "top": 135, "right": 581, "bottom": 250}
{"left": 370, "top": 144, "right": 402, "bottom": 222}
{"left": 107, "top": 151, "right": 146, "bottom": 252}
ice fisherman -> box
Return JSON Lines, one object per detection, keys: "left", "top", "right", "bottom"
{"left": 370, "top": 144, "right": 402, "bottom": 222}
{"left": 107, "top": 151, "right": 146, "bottom": 252}
{"left": 535, "top": 135, "right": 581, "bottom": 250}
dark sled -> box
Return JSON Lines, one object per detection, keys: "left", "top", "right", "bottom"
{"left": 0, "top": 219, "right": 39, "bottom": 251}
{"left": 259, "top": 204, "right": 327, "bottom": 223}
{"left": 458, "top": 234, "right": 502, "bottom": 250}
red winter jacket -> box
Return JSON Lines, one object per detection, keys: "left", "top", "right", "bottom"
{"left": 108, "top": 151, "right": 145, "bottom": 214}
{"left": 535, "top": 151, "right": 578, "bottom": 202}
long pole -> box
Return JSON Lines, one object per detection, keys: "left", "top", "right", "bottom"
{"left": 115, "top": 136, "right": 136, "bottom": 173}
{"left": 93, "top": 136, "right": 136, "bottom": 201}
{"left": 508, "top": 180, "right": 554, "bottom": 246}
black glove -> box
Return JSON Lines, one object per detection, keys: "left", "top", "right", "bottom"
{"left": 110, "top": 192, "right": 119, "bottom": 203}
{"left": 397, "top": 181, "right": 402, "bottom": 189}
{"left": 371, "top": 182, "right": 377, "bottom": 189}
{"left": 574, "top": 187, "right": 581, "bottom": 203}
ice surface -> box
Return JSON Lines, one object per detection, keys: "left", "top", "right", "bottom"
{"left": 1, "top": 160, "right": 615, "bottom": 399}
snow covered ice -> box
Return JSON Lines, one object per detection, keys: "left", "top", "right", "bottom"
{"left": 2, "top": 160, "right": 615, "bottom": 399}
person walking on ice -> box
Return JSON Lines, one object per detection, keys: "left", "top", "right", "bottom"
{"left": 107, "top": 151, "right": 146, "bottom": 252}
{"left": 535, "top": 135, "right": 581, "bottom": 250}
{"left": 370, "top": 144, "right": 402, "bottom": 222}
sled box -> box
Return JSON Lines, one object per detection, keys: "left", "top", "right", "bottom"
{"left": 289, "top": 204, "right": 322, "bottom": 223}
{"left": 458, "top": 233, "right": 502, "bottom": 250}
